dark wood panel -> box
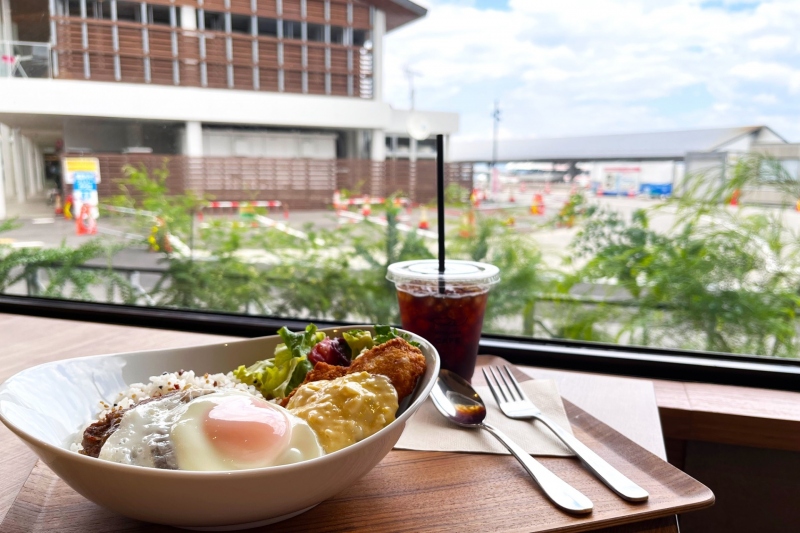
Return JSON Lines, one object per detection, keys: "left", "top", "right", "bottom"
{"left": 306, "top": 0, "right": 326, "bottom": 23}
{"left": 233, "top": 65, "right": 255, "bottom": 89}
{"left": 329, "top": 1, "right": 348, "bottom": 26}
{"left": 352, "top": 3, "right": 371, "bottom": 29}
{"left": 258, "top": 67, "right": 279, "bottom": 91}
{"left": 229, "top": 0, "right": 255, "bottom": 15}
{"left": 254, "top": 0, "right": 278, "bottom": 17}
{"left": 282, "top": 0, "right": 302, "bottom": 20}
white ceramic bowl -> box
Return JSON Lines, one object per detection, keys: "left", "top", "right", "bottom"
{"left": 0, "top": 326, "right": 439, "bottom": 530}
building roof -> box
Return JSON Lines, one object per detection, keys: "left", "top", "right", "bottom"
{"left": 450, "top": 126, "right": 787, "bottom": 163}
{"left": 368, "top": 0, "right": 428, "bottom": 31}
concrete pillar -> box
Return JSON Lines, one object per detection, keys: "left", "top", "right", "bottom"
{"left": 183, "top": 121, "right": 203, "bottom": 156}
{"left": 12, "top": 130, "right": 26, "bottom": 204}
{"left": 0, "top": 134, "right": 5, "bottom": 220}
{"left": 0, "top": 125, "right": 12, "bottom": 204}
{"left": 180, "top": 6, "right": 197, "bottom": 30}
{"left": 371, "top": 9, "right": 385, "bottom": 101}
{"left": 371, "top": 129, "right": 385, "bottom": 161}
{"left": 409, "top": 138, "right": 418, "bottom": 162}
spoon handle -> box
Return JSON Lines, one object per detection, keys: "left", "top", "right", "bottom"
{"left": 481, "top": 422, "right": 593, "bottom": 514}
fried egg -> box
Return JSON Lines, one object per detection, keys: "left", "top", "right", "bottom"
{"left": 99, "top": 390, "right": 323, "bottom": 471}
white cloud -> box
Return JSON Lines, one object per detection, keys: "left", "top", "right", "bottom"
{"left": 383, "top": 0, "right": 800, "bottom": 141}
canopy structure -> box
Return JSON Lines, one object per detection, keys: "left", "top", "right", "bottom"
{"left": 450, "top": 126, "right": 787, "bottom": 163}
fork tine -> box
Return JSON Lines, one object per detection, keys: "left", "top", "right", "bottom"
{"left": 481, "top": 367, "right": 505, "bottom": 405}
{"left": 503, "top": 365, "right": 528, "bottom": 401}
{"left": 494, "top": 365, "right": 522, "bottom": 401}
{"left": 489, "top": 366, "right": 516, "bottom": 402}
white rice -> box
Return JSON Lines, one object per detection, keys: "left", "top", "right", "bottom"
{"left": 70, "top": 370, "right": 260, "bottom": 453}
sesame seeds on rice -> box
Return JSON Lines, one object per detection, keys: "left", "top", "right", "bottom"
{"left": 96, "top": 369, "right": 259, "bottom": 420}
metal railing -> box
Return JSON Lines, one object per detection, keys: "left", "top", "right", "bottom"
{"left": 0, "top": 41, "right": 52, "bottom": 79}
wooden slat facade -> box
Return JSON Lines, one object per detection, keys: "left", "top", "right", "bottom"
{"left": 67, "top": 154, "right": 473, "bottom": 209}
{"left": 51, "top": 0, "right": 372, "bottom": 98}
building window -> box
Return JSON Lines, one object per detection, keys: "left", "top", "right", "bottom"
{"left": 330, "top": 26, "right": 344, "bottom": 45}
{"left": 307, "top": 23, "right": 325, "bottom": 42}
{"left": 257, "top": 17, "right": 278, "bottom": 37}
{"left": 148, "top": 5, "right": 175, "bottom": 26}
{"left": 202, "top": 11, "right": 225, "bottom": 32}
{"left": 283, "top": 20, "right": 302, "bottom": 39}
{"left": 65, "top": 0, "right": 82, "bottom": 17}
{"left": 230, "top": 14, "right": 251, "bottom": 35}
{"left": 116, "top": 1, "right": 142, "bottom": 23}
{"left": 353, "top": 29, "right": 369, "bottom": 47}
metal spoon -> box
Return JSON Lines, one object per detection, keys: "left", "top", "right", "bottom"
{"left": 431, "top": 369, "right": 594, "bottom": 515}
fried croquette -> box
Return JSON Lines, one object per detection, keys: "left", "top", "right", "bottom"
{"left": 281, "top": 337, "right": 427, "bottom": 406}
{"left": 348, "top": 338, "right": 426, "bottom": 401}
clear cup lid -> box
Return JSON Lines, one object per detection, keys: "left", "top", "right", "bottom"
{"left": 386, "top": 260, "right": 500, "bottom": 286}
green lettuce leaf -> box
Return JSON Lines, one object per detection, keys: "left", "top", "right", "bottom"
{"left": 373, "top": 325, "right": 421, "bottom": 348}
{"left": 342, "top": 329, "right": 374, "bottom": 358}
{"left": 233, "top": 324, "right": 323, "bottom": 398}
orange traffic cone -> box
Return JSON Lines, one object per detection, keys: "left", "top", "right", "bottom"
{"left": 530, "top": 193, "right": 545, "bottom": 216}
{"left": 795, "top": 199, "right": 800, "bottom": 212}
{"left": 418, "top": 206, "right": 430, "bottom": 230}
{"left": 729, "top": 189, "right": 740, "bottom": 207}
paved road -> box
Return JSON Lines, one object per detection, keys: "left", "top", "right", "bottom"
{"left": 4, "top": 192, "right": 800, "bottom": 275}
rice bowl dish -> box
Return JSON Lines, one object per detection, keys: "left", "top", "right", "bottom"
{"left": 0, "top": 326, "right": 440, "bottom": 529}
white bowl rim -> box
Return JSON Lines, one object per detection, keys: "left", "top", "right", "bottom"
{"left": 0, "top": 325, "right": 440, "bottom": 479}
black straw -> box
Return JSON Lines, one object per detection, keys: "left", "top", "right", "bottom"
{"left": 436, "top": 134, "right": 446, "bottom": 294}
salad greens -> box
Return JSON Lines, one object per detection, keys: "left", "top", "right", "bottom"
{"left": 374, "top": 325, "right": 421, "bottom": 348}
{"left": 233, "top": 324, "right": 419, "bottom": 399}
{"left": 342, "top": 329, "right": 374, "bottom": 356}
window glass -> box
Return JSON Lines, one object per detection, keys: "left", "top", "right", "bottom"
{"left": 257, "top": 17, "right": 278, "bottom": 37}
{"left": 282, "top": 20, "right": 301, "bottom": 39}
{"left": 307, "top": 23, "right": 325, "bottom": 43}
{"left": 330, "top": 26, "right": 344, "bottom": 45}
{"left": 202, "top": 11, "right": 225, "bottom": 32}
{"left": 352, "top": 29, "right": 368, "bottom": 47}
{"left": 230, "top": 14, "right": 251, "bottom": 35}
{"left": 115, "top": 1, "right": 141, "bottom": 23}
{"left": 2, "top": 0, "right": 799, "bottom": 364}
{"left": 66, "top": 0, "right": 81, "bottom": 17}
{"left": 148, "top": 5, "right": 174, "bottom": 26}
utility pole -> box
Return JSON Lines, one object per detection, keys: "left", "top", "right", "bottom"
{"left": 491, "top": 100, "right": 501, "bottom": 195}
{"left": 404, "top": 65, "right": 421, "bottom": 110}
{"left": 491, "top": 100, "right": 501, "bottom": 168}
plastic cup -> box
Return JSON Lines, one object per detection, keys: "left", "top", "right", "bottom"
{"left": 387, "top": 260, "right": 500, "bottom": 381}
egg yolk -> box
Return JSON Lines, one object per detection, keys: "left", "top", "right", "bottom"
{"left": 202, "top": 396, "right": 290, "bottom": 464}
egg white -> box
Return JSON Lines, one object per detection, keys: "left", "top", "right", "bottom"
{"left": 172, "top": 391, "right": 324, "bottom": 471}
{"left": 98, "top": 390, "right": 324, "bottom": 471}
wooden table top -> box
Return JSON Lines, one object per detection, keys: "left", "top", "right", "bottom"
{"left": 0, "top": 313, "right": 680, "bottom": 532}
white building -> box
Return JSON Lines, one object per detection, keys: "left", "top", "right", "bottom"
{"left": 452, "top": 126, "right": 789, "bottom": 197}
{"left": 0, "top": 0, "right": 459, "bottom": 217}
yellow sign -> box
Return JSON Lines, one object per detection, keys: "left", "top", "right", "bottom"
{"left": 63, "top": 157, "right": 101, "bottom": 184}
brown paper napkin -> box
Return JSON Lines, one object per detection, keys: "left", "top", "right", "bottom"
{"left": 395, "top": 379, "right": 574, "bottom": 456}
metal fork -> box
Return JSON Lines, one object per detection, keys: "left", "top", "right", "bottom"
{"left": 483, "top": 366, "right": 650, "bottom": 502}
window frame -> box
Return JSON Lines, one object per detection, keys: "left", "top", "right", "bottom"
{"left": 3, "top": 294, "right": 799, "bottom": 392}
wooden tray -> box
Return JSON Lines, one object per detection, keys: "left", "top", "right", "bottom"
{"left": 0, "top": 365, "right": 713, "bottom": 533}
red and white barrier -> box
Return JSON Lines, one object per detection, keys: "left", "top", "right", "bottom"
{"left": 333, "top": 191, "right": 410, "bottom": 211}
{"left": 206, "top": 200, "right": 283, "bottom": 209}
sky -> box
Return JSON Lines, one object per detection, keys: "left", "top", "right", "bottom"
{"left": 382, "top": 0, "right": 800, "bottom": 142}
